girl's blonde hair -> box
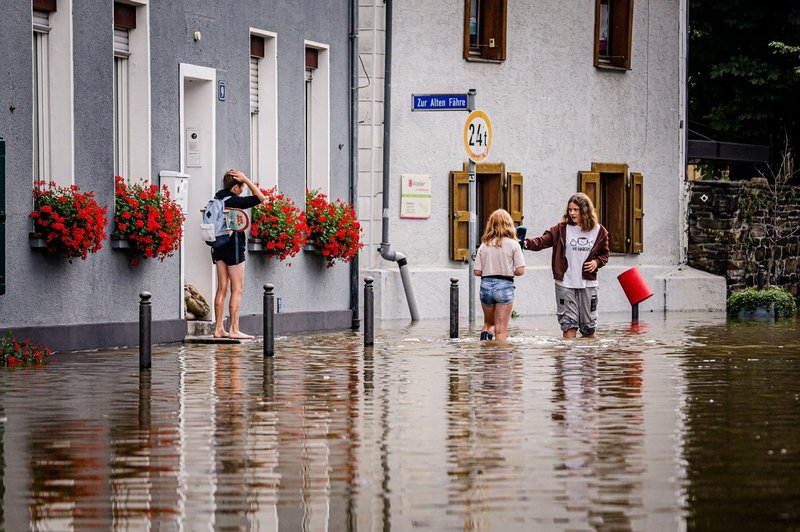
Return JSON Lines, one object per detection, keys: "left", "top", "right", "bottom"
{"left": 560, "top": 192, "right": 598, "bottom": 232}
{"left": 481, "top": 209, "right": 516, "bottom": 247}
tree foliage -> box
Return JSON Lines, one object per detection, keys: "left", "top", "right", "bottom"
{"left": 689, "top": 0, "right": 800, "bottom": 154}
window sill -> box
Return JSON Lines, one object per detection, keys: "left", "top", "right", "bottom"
{"left": 594, "top": 63, "right": 630, "bottom": 72}
{"left": 464, "top": 56, "right": 504, "bottom": 64}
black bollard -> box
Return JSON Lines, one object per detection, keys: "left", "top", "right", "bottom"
{"left": 632, "top": 302, "right": 639, "bottom": 322}
{"left": 364, "top": 277, "right": 374, "bottom": 347}
{"left": 263, "top": 284, "right": 274, "bottom": 357}
{"left": 139, "top": 291, "right": 152, "bottom": 369}
{"left": 450, "top": 278, "right": 459, "bottom": 338}
{"left": 757, "top": 265, "right": 765, "bottom": 290}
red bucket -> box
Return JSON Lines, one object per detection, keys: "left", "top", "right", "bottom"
{"left": 617, "top": 267, "right": 653, "bottom": 306}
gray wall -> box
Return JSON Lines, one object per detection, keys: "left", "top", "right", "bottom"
{"left": 0, "top": 0, "right": 354, "bottom": 349}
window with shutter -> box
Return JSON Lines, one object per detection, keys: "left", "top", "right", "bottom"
{"left": 579, "top": 163, "right": 644, "bottom": 253}
{"left": 629, "top": 172, "right": 644, "bottom": 253}
{"left": 594, "top": 0, "right": 634, "bottom": 69}
{"left": 463, "top": 0, "right": 507, "bottom": 62}
{"left": 450, "top": 171, "right": 470, "bottom": 261}
{"left": 506, "top": 172, "right": 524, "bottom": 227}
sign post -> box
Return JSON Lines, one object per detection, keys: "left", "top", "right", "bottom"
{"left": 463, "top": 94, "right": 493, "bottom": 324}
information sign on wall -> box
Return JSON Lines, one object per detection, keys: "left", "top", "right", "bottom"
{"left": 400, "top": 174, "right": 432, "bottom": 219}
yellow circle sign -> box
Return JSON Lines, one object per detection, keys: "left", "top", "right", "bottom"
{"left": 463, "top": 110, "right": 493, "bottom": 163}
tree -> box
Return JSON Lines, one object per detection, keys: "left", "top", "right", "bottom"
{"left": 689, "top": 0, "right": 800, "bottom": 156}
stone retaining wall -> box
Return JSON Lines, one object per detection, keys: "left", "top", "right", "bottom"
{"left": 688, "top": 179, "right": 800, "bottom": 296}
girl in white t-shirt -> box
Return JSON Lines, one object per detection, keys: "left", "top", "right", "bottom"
{"left": 474, "top": 209, "right": 526, "bottom": 341}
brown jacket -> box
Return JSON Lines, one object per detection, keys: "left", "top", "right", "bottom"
{"left": 524, "top": 223, "right": 609, "bottom": 282}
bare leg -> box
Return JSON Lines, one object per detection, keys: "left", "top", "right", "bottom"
{"left": 214, "top": 261, "right": 231, "bottom": 338}
{"left": 562, "top": 328, "right": 577, "bottom": 338}
{"left": 481, "top": 304, "right": 496, "bottom": 338}
{"left": 493, "top": 302, "right": 514, "bottom": 340}
{"left": 227, "top": 262, "right": 254, "bottom": 339}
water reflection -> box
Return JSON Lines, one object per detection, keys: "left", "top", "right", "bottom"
{"left": 0, "top": 314, "right": 799, "bottom": 530}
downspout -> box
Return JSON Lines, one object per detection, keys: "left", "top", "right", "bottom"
{"left": 380, "top": 0, "right": 420, "bottom": 321}
{"left": 349, "top": 0, "right": 360, "bottom": 329}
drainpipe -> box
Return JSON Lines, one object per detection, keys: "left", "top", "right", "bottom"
{"left": 349, "top": 0, "right": 360, "bottom": 329}
{"left": 380, "top": 0, "right": 420, "bottom": 321}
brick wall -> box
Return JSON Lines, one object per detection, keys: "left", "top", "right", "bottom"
{"left": 688, "top": 179, "right": 800, "bottom": 297}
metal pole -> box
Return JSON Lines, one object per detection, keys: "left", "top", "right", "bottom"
{"left": 450, "top": 278, "right": 459, "bottom": 338}
{"left": 364, "top": 277, "right": 374, "bottom": 346}
{"left": 263, "top": 284, "right": 274, "bottom": 357}
{"left": 757, "top": 265, "right": 765, "bottom": 290}
{"left": 139, "top": 291, "right": 151, "bottom": 369}
{"left": 467, "top": 88, "right": 477, "bottom": 324}
{"left": 632, "top": 303, "right": 639, "bottom": 322}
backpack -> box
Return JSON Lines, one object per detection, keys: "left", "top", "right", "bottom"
{"left": 201, "top": 196, "right": 231, "bottom": 248}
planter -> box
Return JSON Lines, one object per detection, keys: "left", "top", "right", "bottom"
{"left": 303, "top": 242, "right": 322, "bottom": 254}
{"left": 110, "top": 233, "right": 132, "bottom": 249}
{"left": 29, "top": 232, "right": 47, "bottom": 249}
{"left": 247, "top": 239, "right": 264, "bottom": 252}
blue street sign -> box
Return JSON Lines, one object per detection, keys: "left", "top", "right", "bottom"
{"left": 412, "top": 94, "right": 468, "bottom": 111}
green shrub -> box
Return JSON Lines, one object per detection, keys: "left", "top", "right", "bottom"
{"left": 726, "top": 285, "right": 797, "bottom": 319}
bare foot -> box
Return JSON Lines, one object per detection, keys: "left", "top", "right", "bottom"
{"left": 213, "top": 331, "right": 229, "bottom": 339}
{"left": 229, "top": 332, "right": 255, "bottom": 340}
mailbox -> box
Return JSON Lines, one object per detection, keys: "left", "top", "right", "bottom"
{"left": 159, "top": 170, "right": 189, "bottom": 214}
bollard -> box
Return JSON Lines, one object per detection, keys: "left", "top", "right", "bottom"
{"left": 139, "top": 291, "right": 152, "bottom": 369}
{"left": 450, "top": 278, "right": 459, "bottom": 338}
{"left": 632, "top": 303, "right": 639, "bottom": 322}
{"left": 757, "top": 265, "right": 765, "bottom": 290}
{"left": 263, "top": 284, "right": 274, "bottom": 357}
{"left": 364, "top": 277, "right": 374, "bottom": 346}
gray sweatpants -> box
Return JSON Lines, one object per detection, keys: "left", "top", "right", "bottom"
{"left": 555, "top": 284, "right": 599, "bottom": 335}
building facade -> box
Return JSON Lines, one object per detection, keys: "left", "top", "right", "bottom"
{"left": 357, "top": 0, "right": 727, "bottom": 320}
{"left": 0, "top": 0, "right": 358, "bottom": 350}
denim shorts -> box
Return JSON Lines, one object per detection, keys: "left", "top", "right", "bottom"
{"left": 480, "top": 277, "right": 515, "bottom": 306}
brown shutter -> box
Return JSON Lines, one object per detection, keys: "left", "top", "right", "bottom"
{"left": 114, "top": 2, "right": 136, "bottom": 30}
{"left": 610, "top": 0, "right": 633, "bottom": 68}
{"left": 579, "top": 171, "right": 601, "bottom": 220}
{"left": 450, "top": 171, "right": 470, "bottom": 261}
{"left": 629, "top": 172, "right": 644, "bottom": 253}
{"left": 305, "top": 48, "right": 318, "bottom": 70}
{"left": 251, "top": 35, "right": 265, "bottom": 58}
{"left": 506, "top": 172, "right": 523, "bottom": 226}
{"left": 480, "top": 0, "right": 507, "bottom": 61}
{"left": 33, "top": 0, "right": 57, "bottom": 12}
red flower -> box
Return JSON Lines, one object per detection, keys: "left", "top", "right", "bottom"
{"left": 305, "top": 189, "right": 363, "bottom": 267}
{"left": 1, "top": 331, "right": 54, "bottom": 367}
{"left": 250, "top": 187, "right": 308, "bottom": 261}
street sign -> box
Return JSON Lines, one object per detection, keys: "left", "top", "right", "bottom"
{"left": 412, "top": 94, "right": 468, "bottom": 111}
{"left": 463, "top": 110, "right": 492, "bottom": 162}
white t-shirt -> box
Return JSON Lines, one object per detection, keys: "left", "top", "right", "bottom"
{"left": 474, "top": 237, "right": 526, "bottom": 277}
{"left": 557, "top": 224, "right": 600, "bottom": 289}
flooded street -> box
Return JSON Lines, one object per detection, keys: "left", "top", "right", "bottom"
{"left": 1, "top": 312, "right": 799, "bottom": 530}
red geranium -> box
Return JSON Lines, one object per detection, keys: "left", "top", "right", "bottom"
{"left": 30, "top": 181, "right": 108, "bottom": 259}
{"left": 305, "top": 189, "right": 363, "bottom": 267}
{"left": 1, "top": 331, "right": 53, "bottom": 367}
{"left": 250, "top": 187, "right": 308, "bottom": 261}
{"left": 114, "top": 176, "right": 185, "bottom": 263}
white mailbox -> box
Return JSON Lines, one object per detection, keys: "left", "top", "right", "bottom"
{"left": 159, "top": 170, "right": 190, "bottom": 214}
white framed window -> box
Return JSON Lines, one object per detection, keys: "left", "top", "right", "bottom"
{"left": 304, "top": 41, "right": 330, "bottom": 196}
{"left": 32, "top": 0, "right": 74, "bottom": 186}
{"left": 249, "top": 30, "right": 278, "bottom": 189}
{"left": 113, "top": 1, "right": 150, "bottom": 181}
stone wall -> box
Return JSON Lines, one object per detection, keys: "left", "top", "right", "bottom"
{"left": 688, "top": 179, "right": 800, "bottom": 296}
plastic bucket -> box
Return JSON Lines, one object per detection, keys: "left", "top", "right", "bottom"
{"left": 617, "top": 267, "right": 653, "bottom": 306}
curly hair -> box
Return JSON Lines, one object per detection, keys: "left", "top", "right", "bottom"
{"left": 560, "top": 192, "right": 598, "bottom": 231}
{"left": 481, "top": 209, "right": 516, "bottom": 247}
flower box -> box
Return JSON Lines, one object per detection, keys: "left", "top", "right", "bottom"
{"left": 247, "top": 239, "right": 264, "bottom": 252}
{"left": 29, "top": 232, "right": 48, "bottom": 249}
{"left": 110, "top": 232, "right": 132, "bottom": 249}
{"left": 302, "top": 242, "right": 321, "bottom": 253}
{"left": 249, "top": 188, "right": 308, "bottom": 261}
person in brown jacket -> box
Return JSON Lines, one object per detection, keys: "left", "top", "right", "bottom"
{"left": 522, "top": 193, "right": 609, "bottom": 338}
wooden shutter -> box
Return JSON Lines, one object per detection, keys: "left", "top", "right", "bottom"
{"left": 481, "top": 0, "right": 507, "bottom": 61}
{"left": 610, "top": 0, "right": 633, "bottom": 68}
{"left": 579, "top": 171, "right": 601, "bottom": 219}
{"left": 450, "top": 171, "right": 470, "bottom": 261}
{"left": 629, "top": 172, "right": 644, "bottom": 253}
{"left": 506, "top": 172, "right": 523, "bottom": 226}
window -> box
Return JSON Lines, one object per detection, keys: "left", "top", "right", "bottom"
{"left": 304, "top": 43, "right": 330, "bottom": 195}
{"left": 449, "top": 163, "right": 523, "bottom": 261}
{"left": 249, "top": 30, "right": 278, "bottom": 189}
{"left": 32, "top": 7, "right": 51, "bottom": 182}
{"left": 579, "top": 162, "right": 643, "bottom": 253}
{"left": 594, "top": 0, "right": 634, "bottom": 69}
{"left": 113, "top": 1, "right": 149, "bottom": 181}
{"left": 464, "top": 0, "right": 507, "bottom": 62}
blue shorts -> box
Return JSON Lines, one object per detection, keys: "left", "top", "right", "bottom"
{"left": 480, "top": 278, "right": 515, "bottom": 306}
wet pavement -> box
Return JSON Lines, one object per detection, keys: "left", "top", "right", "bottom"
{"left": 1, "top": 312, "right": 799, "bottom": 530}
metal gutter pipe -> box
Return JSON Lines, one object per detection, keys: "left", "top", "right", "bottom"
{"left": 349, "top": 0, "right": 360, "bottom": 329}
{"left": 379, "top": 0, "right": 420, "bottom": 321}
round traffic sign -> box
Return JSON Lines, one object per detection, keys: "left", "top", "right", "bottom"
{"left": 463, "top": 110, "right": 492, "bottom": 163}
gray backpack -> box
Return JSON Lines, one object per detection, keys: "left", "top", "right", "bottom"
{"left": 200, "top": 196, "right": 231, "bottom": 248}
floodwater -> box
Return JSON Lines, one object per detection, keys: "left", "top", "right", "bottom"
{"left": 1, "top": 312, "right": 799, "bottom": 531}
